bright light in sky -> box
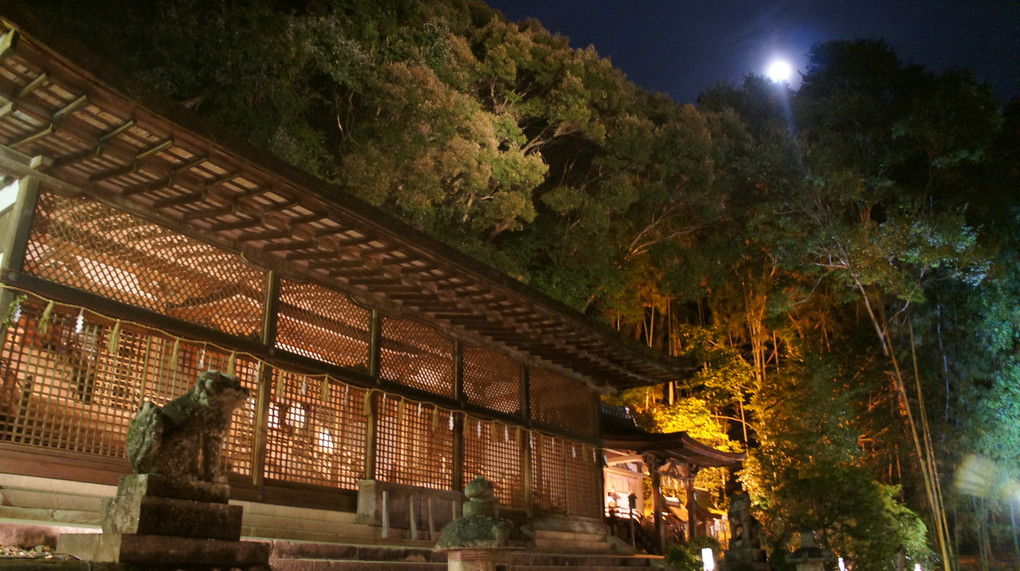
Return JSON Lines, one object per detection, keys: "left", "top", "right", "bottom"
{"left": 766, "top": 59, "right": 793, "bottom": 83}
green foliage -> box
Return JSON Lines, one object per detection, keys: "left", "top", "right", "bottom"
{"left": 2, "top": 294, "right": 27, "bottom": 328}
{"left": 654, "top": 398, "right": 739, "bottom": 452}
{"left": 741, "top": 358, "right": 933, "bottom": 568}
{"left": 664, "top": 544, "right": 704, "bottom": 571}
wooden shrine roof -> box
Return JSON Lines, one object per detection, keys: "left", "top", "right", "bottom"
{"left": 0, "top": 4, "right": 696, "bottom": 392}
{"left": 602, "top": 406, "right": 744, "bottom": 468}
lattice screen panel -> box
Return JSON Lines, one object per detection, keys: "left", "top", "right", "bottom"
{"left": 275, "top": 279, "right": 371, "bottom": 371}
{"left": 380, "top": 317, "right": 454, "bottom": 397}
{"left": 530, "top": 433, "right": 566, "bottom": 516}
{"left": 564, "top": 440, "right": 602, "bottom": 518}
{"left": 263, "top": 369, "right": 366, "bottom": 489}
{"left": 0, "top": 294, "right": 257, "bottom": 477}
{"left": 23, "top": 192, "right": 266, "bottom": 338}
{"left": 528, "top": 368, "right": 597, "bottom": 436}
{"left": 463, "top": 345, "right": 521, "bottom": 416}
{"left": 463, "top": 419, "right": 525, "bottom": 512}
{"left": 375, "top": 395, "right": 453, "bottom": 490}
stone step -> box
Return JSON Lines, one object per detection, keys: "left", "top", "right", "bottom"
{"left": 273, "top": 557, "right": 659, "bottom": 571}
{"left": 274, "top": 563, "right": 656, "bottom": 571}
{"left": 272, "top": 561, "right": 446, "bottom": 571}
{"left": 531, "top": 528, "right": 612, "bottom": 554}
{"left": 533, "top": 527, "right": 606, "bottom": 540}
{"left": 518, "top": 562, "right": 660, "bottom": 566}
{"left": 0, "top": 474, "right": 110, "bottom": 530}
{"left": 0, "top": 487, "right": 104, "bottom": 513}
{"left": 0, "top": 474, "right": 115, "bottom": 498}
{"left": 269, "top": 539, "right": 441, "bottom": 561}
{"left": 534, "top": 537, "right": 612, "bottom": 553}
{"left": 0, "top": 504, "right": 102, "bottom": 527}
{"left": 272, "top": 556, "right": 661, "bottom": 570}
{"left": 516, "top": 553, "right": 659, "bottom": 568}
{"left": 235, "top": 500, "right": 361, "bottom": 525}
{"left": 267, "top": 539, "right": 661, "bottom": 570}
{"left": 240, "top": 510, "right": 374, "bottom": 538}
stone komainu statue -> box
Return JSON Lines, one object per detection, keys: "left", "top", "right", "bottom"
{"left": 727, "top": 491, "right": 759, "bottom": 550}
{"left": 127, "top": 370, "right": 249, "bottom": 483}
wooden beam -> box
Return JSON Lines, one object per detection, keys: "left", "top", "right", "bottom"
{"left": 8, "top": 122, "right": 53, "bottom": 148}
{"left": 135, "top": 138, "right": 174, "bottom": 160}
{"left": 0, "top": 145, "right": 81, "bottom": 195}
{"left": 210, "top": 216, "right": 260, "bottom": 232}
{"left": 180, "top": 204, "right": 233, "bottom": 221}
{"left": 51, "top": 93, "right": 88, "bottom": 122}
{"left": 151, "top": 189, "right": 205, "bottom": 210}
{"left": 97, "top": 118, "right": 135, "bottom": 143}
{"left": 0, "top": 29, "right": 17, "bottom": 63}
{"left": 284, "top": 249, "right": 334, "bottom": 262}
{"left": 346, "top": 276, "right": 404, "bottom": 288}
{"left": 17, "top": 71, "right": 48, "bottom": 98}
{"left": 235, "top": 227, "right": 291, "bottom": 243}
{"left": 262, "top": 239, "right": 316, "bottom": 253}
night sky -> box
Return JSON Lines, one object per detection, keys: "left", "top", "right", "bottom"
{"left": 485, "top": 0, "right": 1018, "bottom": 104}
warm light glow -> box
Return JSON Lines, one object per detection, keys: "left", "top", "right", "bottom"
{"left": 766, "top": 59, "right": 793, "bottom": 82}
{"left": 317, "top": 429, "right": 334, "bottom": 453}
{"left": 702, "top": 548, "right": 715, "bottom": 570}
{"left": 0, "top": 178, "right": 18, "bottom": 212}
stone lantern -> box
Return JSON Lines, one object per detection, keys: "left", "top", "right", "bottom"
{"left": 787, "top": 531, "right": 829, "bottom": 571}
{"left": 436, "top": 476, "right": 519, "bottom": 571}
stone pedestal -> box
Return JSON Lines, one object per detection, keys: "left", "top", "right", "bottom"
{"left": 445, "top": 548, "right": 511, "bottom": 571}
{"left": 436, "top": 476, "right": 521, "bottom": 571}
{"left": 58, "top": 474, "right": 270, "bottom": 570}
{"left": 722, "top": 547, "right": 771, "bottom": 571}
{"left": 788, "top": 531, "right": 828, "bottom": 571}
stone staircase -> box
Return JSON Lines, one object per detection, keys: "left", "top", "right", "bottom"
{"left": 0, "top": 475, "right": 666, "bottom": 569}
{"left": 0, "top": 473, "right": 105, "bottom": 547}
{"left": 265, "top": 539, "right": 665, "bottom": 570}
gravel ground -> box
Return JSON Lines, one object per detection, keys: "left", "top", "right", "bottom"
{"left": 0, "top": 545, "right": 90, "bottom": 569}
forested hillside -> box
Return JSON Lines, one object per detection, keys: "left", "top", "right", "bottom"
{"left": 27, "top": 0, "right": 1019, "bottom": 568}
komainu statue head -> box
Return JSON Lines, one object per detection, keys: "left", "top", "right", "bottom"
{"left": 127, "top": 370, "right": 249, "bottom": 483}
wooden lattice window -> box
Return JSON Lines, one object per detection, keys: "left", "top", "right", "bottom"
{"left": 564, "top": 440, "right": 602, "bottom": 519}
{"left": 379, "top": 317, "right": 454, "bottom": 397}
{"left": 531, "top": 433, "right": 567, "bottom": 516}
{"left": 0, "top": 294, "right": 257, "bottom": 477}
{"left": 275, "top": 279, "right": 371, "bottom": 371}
{"left": 463, "top": 344, "right": 521, "bottom": 416}
{"left": 263, "top": 369, "right": 366, "bottom": 489}
{"left": 375, "top": 396, "right": 453, "bottom": 490}
{"left": 23, "top": 192, "right": 266, "bottom": 339}
{"left": 529, "top": 434, "right": 600, "bottom": 518}
{"left": 463, "top": 418, "right": 525, "bottom": 512}
{"left": 528, "top": 368, "right": 598, "bottom": 436}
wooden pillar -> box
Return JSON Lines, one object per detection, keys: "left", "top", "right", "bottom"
{"left": 521, "top": 367, "right": 533, "bottom": 517}
{"left": 643, "top": 452, "right": 666, "bottom": 554}
{"left": 363, "top": 390, "right": 379, "bottom": 480}
{"left": 250, "top": 270, "right": 280, "bottom": 488}
{"left": 0, "top": 176, "right": 39, "bottom": 314}
{"left": 452, "top": 342, "right": 464, "bottom": 491}
{"left": 0, "top": 175, "right": 39, "bottom": 272}
{"left": 364, "top": 309, "right": 383, "bottom": 480}
{"left": 368, "top": 309, "right": 383, "bottom": 378}
{"left": 452, "top": 412, "right": 464, "bottom": 492}
{"left": 686, "top": 464, "right": 700, "bottom": 541}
